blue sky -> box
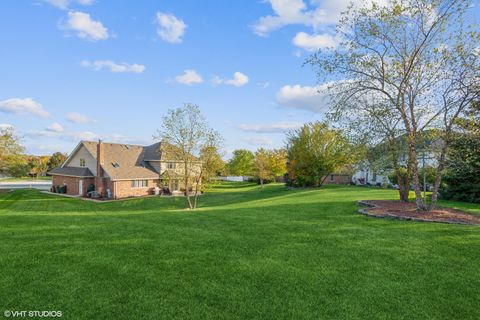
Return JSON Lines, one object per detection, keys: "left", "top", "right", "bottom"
{"left": 0, "top": 0, "right": 478, "bottom": 157}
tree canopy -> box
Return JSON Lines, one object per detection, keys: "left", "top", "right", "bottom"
{"left": 286, "top": 122, "right": 355, "bottom": 187}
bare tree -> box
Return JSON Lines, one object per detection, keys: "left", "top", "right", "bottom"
{"left": 154, "top": 103, "right": 219, "bottom": 210}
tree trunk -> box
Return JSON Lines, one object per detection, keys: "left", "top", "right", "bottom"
{"left": 407, "top": 134, "right": 427, "bottom": 211}
{"left": 193, "top": 168, "right": 203, "bottom": 209}
{"left": 318, "top": 174, "right": 329, "bottom": 187}
{"left": 184, "top": 161, "right": 193, "bottom": 210}
{"left": 260, "top": 177, "right": 264, "bottom": 189}
{"left": 396, "top": 170, "right": 410, "bottom": 202}
{"left": 429, "top": 136, "right": 450, "bottom": 210}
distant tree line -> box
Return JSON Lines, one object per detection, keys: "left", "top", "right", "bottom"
{"left": 0, "top": 127, "right": 67, "bottom": 178}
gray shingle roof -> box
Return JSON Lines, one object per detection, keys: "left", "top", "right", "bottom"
{"left": 49, "top": 166, "right": 94, "bottom": 177}
{"left": 81, "top": 141, "right": 160, "bottom": 180}
{"left": 54, "top": 140, "right": 197, "bottom": 181}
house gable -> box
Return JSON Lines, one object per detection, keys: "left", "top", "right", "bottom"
{"left": 64, "top": 143, "right": 97, "bottom": 176}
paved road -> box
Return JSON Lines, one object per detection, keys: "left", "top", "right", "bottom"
{"left": 0, "top": 181, "right": 52, "bottom": 190}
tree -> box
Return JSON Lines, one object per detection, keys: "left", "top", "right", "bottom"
{"left": 253, "top": 148, "right": 287, "bottom": 188}
{"left": 0, "top": 127, "right": 25, "bottom": 176}
{"left": 195, "top": 133, "right": 224, "bottom": 205}
{"left": 308, "top": 0, "right": 479, "bottom": 210}
{"left": 47, "top": 152, "right": 68, "bottom": 171}
{"left": 154, "top": 103, "right": 219, "bottom": 210}
{"left": 286, "top": 122, "right": 355, "bottom": 187}
{"left": 268, "top": 149, "right": 287, "bottom": 179}
{"left": 28, "top": 156, "right": 49, "bottom": 177}
{"left": 441, "top": 102, "right": 480, "bottom": 203}
{"left": 227, "top": 149, "right": 254, "bottom": 176}
{"left": 254, "top": 148, "right": 270, "bottom": 189}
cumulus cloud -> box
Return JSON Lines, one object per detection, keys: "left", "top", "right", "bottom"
{"left": 46, "top": 122, "right": 64, "bottom": 133}
{"left": 66, "top": 112, "right": 96, "bottom": 124}
{"left": 253, "top": 0, "right": 388, "bottom": 36}
{"left": 63, "top": 11, "right": 109, "bottom": 41}
{"left": 243, "top": 136, "right": 273, "bottom": 146}
{"left": 0, "top": 98, "right": 50, "bottom": 118}
{"left": 253, "top": 0, "right": 311, "bottom": 36}
{"left": 212, "top": 72, "right": 249, "bottom": 87}
{"left": 292, "top": 32, "right": 338, "bottom": 51}
{"left": 236, "top": 121, "right": 303, "bottom": 133}
{"left": 43, "top": 0, "right": 93, "bottom": 10}
{"left": 80, "top": 60, "right": 145, "bottom": 73}
{"left": 174, "top": 69, "right": 203, "bottom": 85}
{"left": 156, "top": 12, "right": 187, "bottom": 43}
{"left": 276, "top": 83, "right": 332, "bottom": 113}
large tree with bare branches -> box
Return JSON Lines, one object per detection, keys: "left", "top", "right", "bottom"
{"left": 309, "top": 0, "right": 479, "bottom": 210}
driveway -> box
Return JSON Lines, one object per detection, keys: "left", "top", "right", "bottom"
{"left": 0, "top": 180, "right": 52, "bottom": 191}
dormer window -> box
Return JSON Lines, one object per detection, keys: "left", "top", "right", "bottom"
{"left": 79, "top": 159, "right": 86, "bottom": 167}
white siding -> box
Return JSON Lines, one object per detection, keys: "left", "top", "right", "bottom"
{"left": 146, "top": 160, "right": 201, "bottom": 176}
{"left": 65, "top": 145, "right": 97, "bottom": 176}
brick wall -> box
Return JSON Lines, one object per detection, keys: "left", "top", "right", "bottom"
{"left": 322, "top": 174, "right": 352, "bottom": 185}
{"left": 112, "top": 179, "right": 161, "bottom": 199}
{"left": 52, "top": 175, "right": 94, "bottom": 196}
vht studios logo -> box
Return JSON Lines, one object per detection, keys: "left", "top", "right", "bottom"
{"left": 3, "top": 310, "right": 63, "bottom": 318}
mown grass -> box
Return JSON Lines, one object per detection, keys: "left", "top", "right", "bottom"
{"left": 0, "top": 183, "right": 479, "bottom": 319}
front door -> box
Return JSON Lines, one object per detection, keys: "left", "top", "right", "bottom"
{"left": 79, "top": 180, "right": 83, "bottom": 195}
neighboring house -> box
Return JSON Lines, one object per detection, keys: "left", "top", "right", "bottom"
{"left": 49, "top": 140, "right": 201, "bottom": 199}
{"left": 322, "top": 174, "right": 352, "bottom": 185}
{"left": 352, "top": 135, "right": 439, "bottom": 186}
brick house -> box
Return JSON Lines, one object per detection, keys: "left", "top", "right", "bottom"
{"left": 49, "top": 140, "right": 201, "bottom": 199}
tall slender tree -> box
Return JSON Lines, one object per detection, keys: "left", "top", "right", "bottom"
{"left": 154, "top": 103, "right": 219, "bottom": 210}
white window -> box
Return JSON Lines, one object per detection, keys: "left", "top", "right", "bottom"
{"left": 79, "top": 158, "right": 86, "bottom": 167}
{"left": 131, "top": 180, "right": 148, "bottom": 188}
{"left": 330, "top": 174, "right": 334, "bottom": 182}
{"left": 167, "top": 162, "right": 176, "bottom": 170}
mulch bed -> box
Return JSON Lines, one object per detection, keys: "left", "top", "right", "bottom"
{"left": 358, "top": 200, "right": 480, "bottom": 226}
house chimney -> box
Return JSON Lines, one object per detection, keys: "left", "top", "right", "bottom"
{"left": 96, "top": 140, "right": 105, "bottom": 196}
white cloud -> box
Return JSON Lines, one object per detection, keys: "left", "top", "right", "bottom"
{"left": 27, "top": 129, "right": 99, "bottom": 141}
{"left": 46, "top": 123, "right": 63, "bottom": 133}
{"left": 253, "top": 0, "right": 310, "bottom": 36}
{"left": 46, "top": 122, "right": 64, "bottom": 132}
{"left": 292, "top": 32, "right": 338, "bottom": 51}
{"left": 276, "top": 83, "right": 332, "bottom": 112}
{"left": 174, "top": 69, "right": 203, "bottom": 85}
{"left": 25, "top": 128, "right": 148, "bottom": 147}
{"left": 243, "top": 136, "right": 273, "bottom": 146}
{"left": 0, "top": 98, "right": 50, "bottom": 118}
{"left": 0, "top": 123, "right": 14, "bottom": 130}
{"left": 237, "top": 121, "right": 303, "bottom": 133}
{"left": 43, "top": 0, "right": 93, "bottom": 10}
{"left": 63, "top": 11, "right": 109, "bottom": 41}
{"left": 156, "top": 12, "right": 187, "bottom": 43}
{"left": 81, "top": 60, "right": 145, "bottom": 73}
{"left": 212, "top": 72, "right": 249, "bottom": 87}
{"left": 254, "top": 0, "right": 389, "bottom": 36}
{"left": 66, "top": 112, "right": 96, "bottom": 124}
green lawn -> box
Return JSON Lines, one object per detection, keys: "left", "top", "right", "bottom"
{"left": 0, "top": 183, "right": 479, "bottom": 319}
